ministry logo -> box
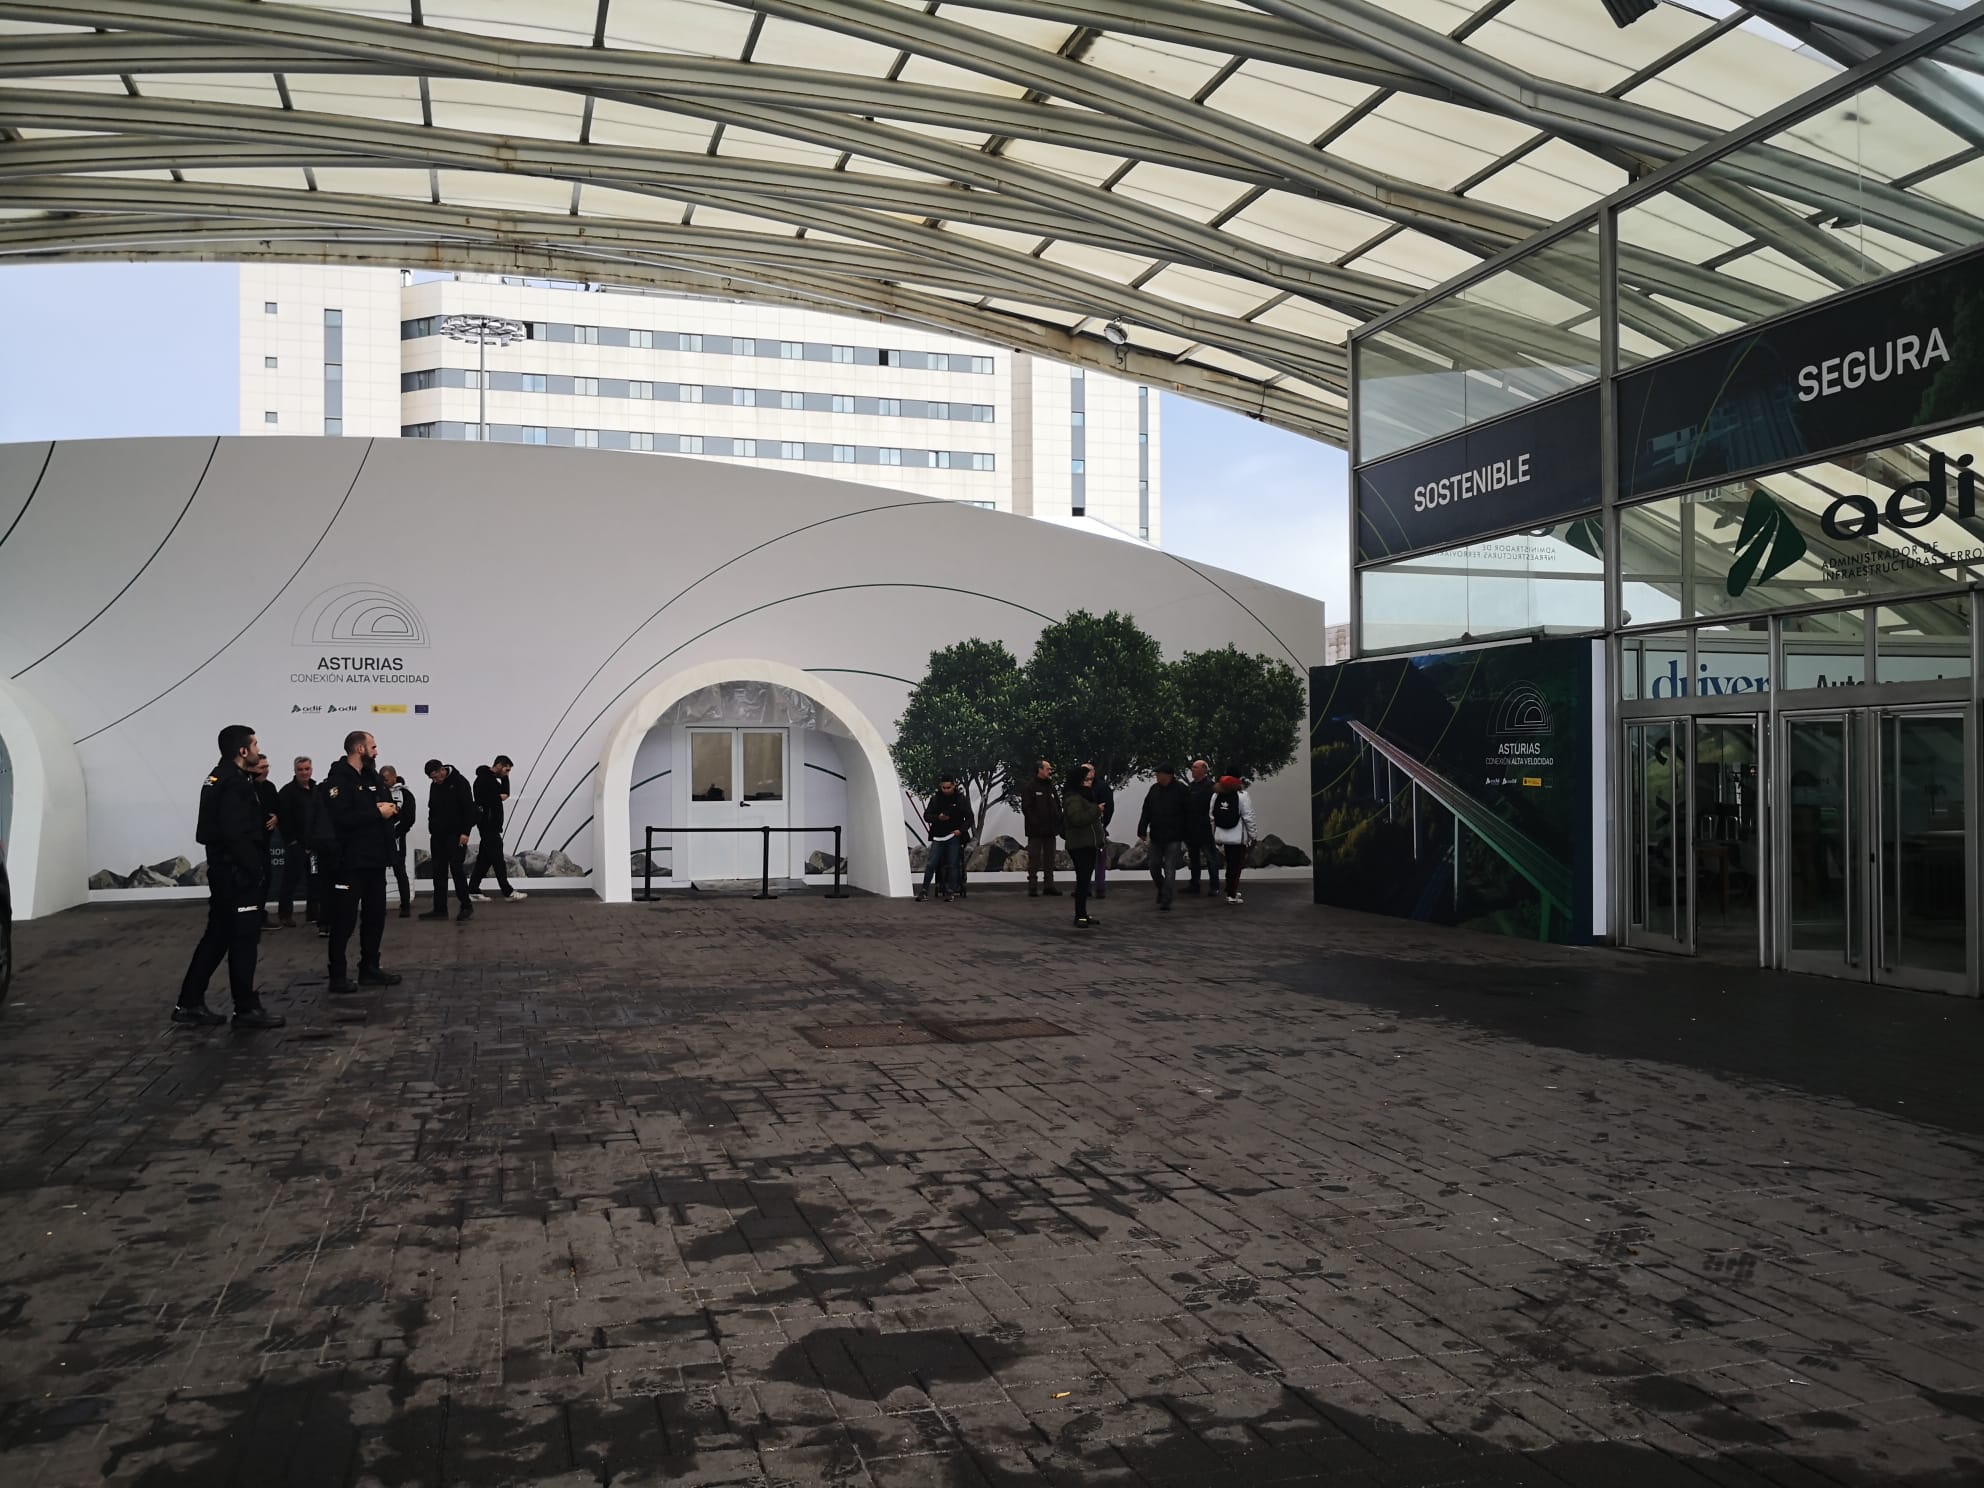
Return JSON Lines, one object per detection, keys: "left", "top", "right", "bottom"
{"left": 292, "top": 582, "right": 430, "bottom": 649}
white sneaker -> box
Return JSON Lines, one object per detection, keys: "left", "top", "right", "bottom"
{"left": 501, "top": 890, "right": 529, "bottom": 901}
{"left": 469, "top": 893, "right": 491, "bottom": 903}
{"left": 1232, "top": 893, "right": 1245, "bottom": 904}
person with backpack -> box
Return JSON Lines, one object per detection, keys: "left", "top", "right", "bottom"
{"left": 1210, "top": 774, "right": 1259, "bottom": 904}
{"left": 1062, "top": 763, "right": 1105, "bottom": 929}
{"left": 380, "top": 764, "right": 418, "bottom": 917}
{"left": 319, "top": 730, "right": 404, "bottom": 995}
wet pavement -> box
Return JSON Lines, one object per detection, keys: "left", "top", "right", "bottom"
{"left": 0, "top": 884, "right": 1980, "bottom": 1487}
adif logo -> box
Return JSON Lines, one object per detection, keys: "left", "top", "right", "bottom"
{"left": 292, "top": 582, "right": 430, "bottom": 649}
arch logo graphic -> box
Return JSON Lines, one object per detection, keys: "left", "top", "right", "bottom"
{"left": 290, "top": 583, "right": 433, "bottom": 686}
{"left": 1489, "top": 681, "right": 1555, "bottom": 789}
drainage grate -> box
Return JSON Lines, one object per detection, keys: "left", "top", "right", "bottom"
{"left": 799, "top": 1017, "right": 1074, "bottom": 1049}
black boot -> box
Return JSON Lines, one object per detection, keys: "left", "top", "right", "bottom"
{"left": 418, "top": 908, "right": 448, "bottom": 920}
{"left": 171, "top": 1002, "right": 227, "bottom": 1026}
{"left": 358, "top": 966, "right": 402, "bottom": 986}
{"left": 399, "top": 903, "right": 412, "bottom": 919}
{"left": 232, "top": 1004, "right": 287, "bottom": 1030}
{"left": 455, "top": 904, "right": 474, "bottom": 922}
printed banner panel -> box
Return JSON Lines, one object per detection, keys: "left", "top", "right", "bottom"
{"left": 1618, "top": 250, "right": 1984, "bottom": 500}
{"left": 1355, "top": 386, "right": 1601, "bottom": 563}
{"left": 1310, "top": 636, "right": 1594, "bottom": 943}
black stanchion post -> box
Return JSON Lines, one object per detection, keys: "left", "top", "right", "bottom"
{"left": 754, "top": 824, "right": 775, "bottom": 900}
{"left": 641, "top": 827, "right": 652, "bottom": 902}
{"left": 831, "top": 826, "right": 845, "bottom": 898}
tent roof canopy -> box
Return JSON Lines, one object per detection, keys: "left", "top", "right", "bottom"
{"left": 0, "top": 0, "right": 1972, "bottom": 444}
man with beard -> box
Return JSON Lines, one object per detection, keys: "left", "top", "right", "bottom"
{"left": 322, "top": 730, "right": 403, "bottom": 995}
{"left": 173, "top": 724, "right": 284, "bottom": 1029}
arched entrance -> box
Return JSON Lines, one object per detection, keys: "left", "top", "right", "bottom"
{"left": 0, "top": 676, "right": 88, "bottom": 919}
{"left": 594, "top": 660, "right": 911, "bottom": 901}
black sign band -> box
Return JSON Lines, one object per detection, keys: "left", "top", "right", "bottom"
{"left": 1355, "top": 385, "right": 1601, "bottom": 564}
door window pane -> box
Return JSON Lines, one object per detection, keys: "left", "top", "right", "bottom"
{"left": 1881, "top": 713, "right": 1967, "bottom": 978}
{"left": 741, "top": 732, "right": 784, "bottom": 802}
{"left": 690, "top": 734, "right": 732, "bottom": 802}
{"left": 1875, "top": 596, "right": 1970, "bottom": 685}
{"left": 1692, "top": 719, "right": 1761, "bottom": 960}
{"left": 1782, "top": 609, "right": 1866, "bottom": 691}
{"left": 1785, "top": 716, "right": 1854, "bottom": 962}
{"left": 1629, "top": 721, "right": 1681, "bottom": 940}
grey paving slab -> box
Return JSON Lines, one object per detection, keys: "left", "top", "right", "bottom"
{"left": 0, "top": 885, "right": 1980, "bottom": 1486}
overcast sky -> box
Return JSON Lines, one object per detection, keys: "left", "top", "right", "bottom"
{"left": 0, "top": 263, "right": 1348, "bottom": 618}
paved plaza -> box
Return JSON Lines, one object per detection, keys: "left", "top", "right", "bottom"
{"left": 0, "top": 885, "right": 1980, "bottom": 1487}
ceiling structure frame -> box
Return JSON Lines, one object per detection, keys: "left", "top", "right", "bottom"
{"left": 0, "top": 0, "right": 1977, "bottom": 449}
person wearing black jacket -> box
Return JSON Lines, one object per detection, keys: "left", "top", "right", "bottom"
{"left": 1089, "top": 767, "right": 1115, "bottom": 901}
{"left": 275, "top": 757, "right": 320, "bottom": 928}
{"left": 322, "top": 730, "right": 404, "bottom": 995}
{"left": 1018, "top": 759, "right": 1063, "bottom": 897}
{"left": 422, "top": 758, "right": 477, "bottom": 921}
{"left": 919, "top": 776, "right": 972, "bottom": 903}
{"left": 174, "top": 724, "right": 284, "bottom": 1029}
{"left": 1136, "top": 763, "right": 1195, "bottom": 911}
{"left": 469, "top": 756, "right": 526, "bottom": 902}
{"left": 1185, "top": 759, "right": 1217, "bottom": 895}
{"left": 252, "top": 754, "right": 281, "bottom": 926}
{"left": 381, "top": 765, "right": 417, "bottom": 916}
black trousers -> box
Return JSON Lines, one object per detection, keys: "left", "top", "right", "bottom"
{"left": 470, "top": 829, "right": 512, "bottom": 896}
{"left": 389, "top": 834, "right": 412, "bottom": 906}
{"left": 1185, "top": 838, "right": 1215, "bottom": 887}
{"left": 179, "top": 861, "right": 261, "bottom": 1010}
{"left": 430, "top": 835, "right": 472, "bottom": 914}
{"left": 328, "top": 866, "right": 387, "bottom": 981}
{"left": 1070, "top": 846, "right": 1098, "bottom": 920}
{"left": 278, "top": 843, "right": 320, "bottom": 921}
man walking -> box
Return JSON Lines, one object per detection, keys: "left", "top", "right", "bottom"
{"left": 252, "top": 753, "right": 280, "bottom": 926}
{"left": 1185, "top": 759, "right": 1217, "bottom": 895}
{"left": 173, "top": 724, "right": 284, "bottom": 1029}
{"left": 381, "top": 764, "right": 417, "bottom": 917}
{"left": 275, "top": 756, "right": 320, "bottom": 929}
{"left": 322, "top": 730, "right": 403, "bottom": 995}
{"left": 1019, "top": 759, "right": 1063, "bottom": 898}
{"left": 1136, "top": 763, "right": 1195, "bottom": 912}
{"left": 470, "top": 755, "right": 527, "bottom": 902}
{"left": 1089, "top": 765, "right": 1115, "bottom": 900}
{"left": 919, "top": 775, "right": 971, "bottom": 903}
{"left": 422, "top": 759, "right": 477, "bottom": 921}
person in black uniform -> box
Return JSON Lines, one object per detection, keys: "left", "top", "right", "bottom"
{"left": 380, "top": 764, "right": 418, "bottom": 917}
{"left": 322, "top": 730, "right": 404, "bottom": 995}
{"left": 469, "top": 755, "right": 527, "bottom": 901}
{"left": 276, "top": 756, "right": 321, "bottom": 929}
{"left": 1184, "top": 759, "right": 1217, "bottom": 895}
{"left": 251, "top": 753, "right": 281, "bottom": 926}
{"left": 173, "top": 724, "right": 285, "bottom": 1029}
{"left": 422, "top": 759, "right": 477, "bottom": 922}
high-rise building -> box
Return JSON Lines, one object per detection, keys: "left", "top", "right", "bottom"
{"left": 236, "top": 265, "right": 1159, "bottom": 541}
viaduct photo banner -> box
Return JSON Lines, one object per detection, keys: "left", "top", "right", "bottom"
{"left": 1310, "top": 636, "right": 1594, "bottom": 943}
{"left": 1354, "top": 386, "right": 1601, "bottom": 563}
{"left": 1618, "top": 248, "right": 1984, "bottom": 500}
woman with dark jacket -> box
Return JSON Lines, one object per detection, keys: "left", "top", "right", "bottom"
{"left": 1062, "top": 763, "right": 1105, "bottom": 929}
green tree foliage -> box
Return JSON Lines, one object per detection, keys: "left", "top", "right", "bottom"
{"left": 889, "top": 638, "right": 1022, "bottom": 839}
{"left": 1010, "top": 610, "right": 1181, "bottom": 789}
{"left": 1170, "top": 645, "right": 1305, "bottom": 781}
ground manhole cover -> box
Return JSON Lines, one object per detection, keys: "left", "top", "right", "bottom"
{"left": 799, "top": 1017, "right": 1074, "bottom": 1049}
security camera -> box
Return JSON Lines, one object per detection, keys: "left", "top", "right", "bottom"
{"left": 1102, "top": 320, "right": 1129, "bottom": 347}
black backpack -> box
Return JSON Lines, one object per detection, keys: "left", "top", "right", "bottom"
{"left": 1213, "top": 790, "right": 1242, "bottom": 831}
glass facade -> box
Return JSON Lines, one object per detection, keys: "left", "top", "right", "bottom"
{"left": 1346, "top": 12, "right": 1984, "bottom": 994}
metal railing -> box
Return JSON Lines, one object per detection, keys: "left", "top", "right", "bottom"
{"left": 636, "top": 824, "right": 849, "bottom": 902}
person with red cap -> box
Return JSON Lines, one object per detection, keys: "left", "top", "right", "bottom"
{"left": 1209, "top": 773, "right": 1258, "bottom": 904}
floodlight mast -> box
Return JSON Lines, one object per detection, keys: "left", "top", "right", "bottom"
{"left": 439, "top": 313, "right": 527, "bottom": 441}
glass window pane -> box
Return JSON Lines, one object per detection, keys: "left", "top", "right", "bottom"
{"left": 741, "top": 732, "right": 784, "bottom": 802}
{"left": 1876, "top": 595, "right": 1971, "bottom": 684}
{"left": 1783, "top": 608, "right": 1867, "bottom": 690}
{"left": 1693, "top": 622, "right": 1772, "bottom": 699}
{"left": 690, "top": 734, "right": 732, "bottom": 802}
{"left": 1358, "top": 522, "right": 1605, "bottom": 653}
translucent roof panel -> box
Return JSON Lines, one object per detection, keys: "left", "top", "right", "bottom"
{"left": 0, "top": 0, "right": 1961, "bottom": 449}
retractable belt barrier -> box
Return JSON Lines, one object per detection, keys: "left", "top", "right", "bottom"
{"left": 636, "top": 824, "right": 849, "bottom": 902}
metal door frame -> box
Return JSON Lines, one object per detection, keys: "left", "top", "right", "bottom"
{"left": 1622, "top": 716, "right": 1691, "bottom": 954}
{"left": 1870, "top": 706, "right": 1972, "bottom": 996}
{"left": 1776, "top": 709, "right": 1862, "bottom": 980}
{"left": 1691, "top": 712, "right": 1769, "bottom": 969}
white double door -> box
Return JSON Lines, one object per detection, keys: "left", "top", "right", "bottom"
{"left": 682, "top": 727, "right": 790, "bottom": 881}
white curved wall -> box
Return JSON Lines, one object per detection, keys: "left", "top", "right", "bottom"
{"left": 0, "top": 676, "right": 89, "bottom": 919}
{"left": 0, "top": 437, "right": 1328, "bottom": 897}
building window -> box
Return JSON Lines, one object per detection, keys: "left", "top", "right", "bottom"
{"left": 779, "top": 340, "right": 803, "bottom": 359}
{"left": 971, "top": 453, "right": 995, "bottom": 471}
{"left": 1139, "top": 526, "right": 1149, "bottom": 539}
{"left": 575, "top": 377, "right": 598, "bottom": 396}
{"left": 527, "top": 321, "right": 549, "bottom": 340}
{"left": 264, "top": 356, "right": 278, "bottom": 369}
{"left": 733, "top": 388, "right": 757, "bottom": 407}
{"left": 831, "top": 344, "right": 854, "bottom": 364}
{"left": 522, "top": 373, "right": 546, "bottom": 392}
{"left": 523, "top": 426, "right": 547, "bottom": 444}
{"left": 831, "top": 394, "right": 855, "bottom": 414}
{"left": 630, "top": 329, "right": 654, "bottom": 349}
{"left": 929, "top": 402, "right": 950, "bottom": 420}
{"left": 734, "top": 337, "right": 755, "bottom": 356}
{"left": 881, "top": 349, "right": 902, "bottom": 367}
{"left": 1139, "top": 479, "right": 1149, "bottom": 496}
{"left": 629, "top": 380, "right": 653, "bottom": 399}
{"left": 630, "top": 432, "right": 655, "bottom": 451}
{"left": 780, "top": 441, "right": 802, "bottom": 460}
{"left": 1140, "top": 433, "right": 1148, "bottom": 444}
{"left": 324, "top": 308, "right": 342, "bottom": 327}
{"left": 972, "top": 356, "right": 994, "bottom": 375}
{"left": 575, "top": 428, "right": 599, "bottom": 448}
{"left": 678, "top": 332, "right": 702, "bottom": 352}
{"left": 931, "top": 353, "right": 950, "bottom": 372}
{"left": 681, "top": 434, "right": 704, "bottom": 454}
{"left": 401, "top": 317, "right": 434, "bottom": 339}
{"left": 736, "top": 438, "right": 757, "bottom": 457}
{"left": 681, "top": 384, "right": 704, "bottom": 403}
{"left": 879, "top": 447, "right": 901, "bottom": 466}
{"left": 930, "top": 451, "right": 953, "bottom": 469}
{"left": 264, "top": 302, "right": 277, "bottom": 315}
{"left": 263, "top": 411, "right": 278, "bottom": 425}
{"left": 575, "top": 325, "right": 599, "bottom": 345}
{"left": 464, "top": 425, "right": 481, "bottom": 441}
{"left": 1072, "top": 410, "right": 1085, "bottom": 427}
{"left": 1071, "top": 458, "right": 1085, "bottom": 474}
{"left": 878, "top": 398, "right": 901, "bottom": 417}
{"left": 973, "top": 405, "right": 995, "bottom": 422}
{"left": 325, "top": 418, "right": 342, "bottom": 436}
{"left": 325, "top": 363, "right": 343, "bottom": 382}
{"left": 779, "top": 390, "right": 803, "bottom": 410}
{"left": 832, "top": 445, "right": 855, "bottom": 463}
